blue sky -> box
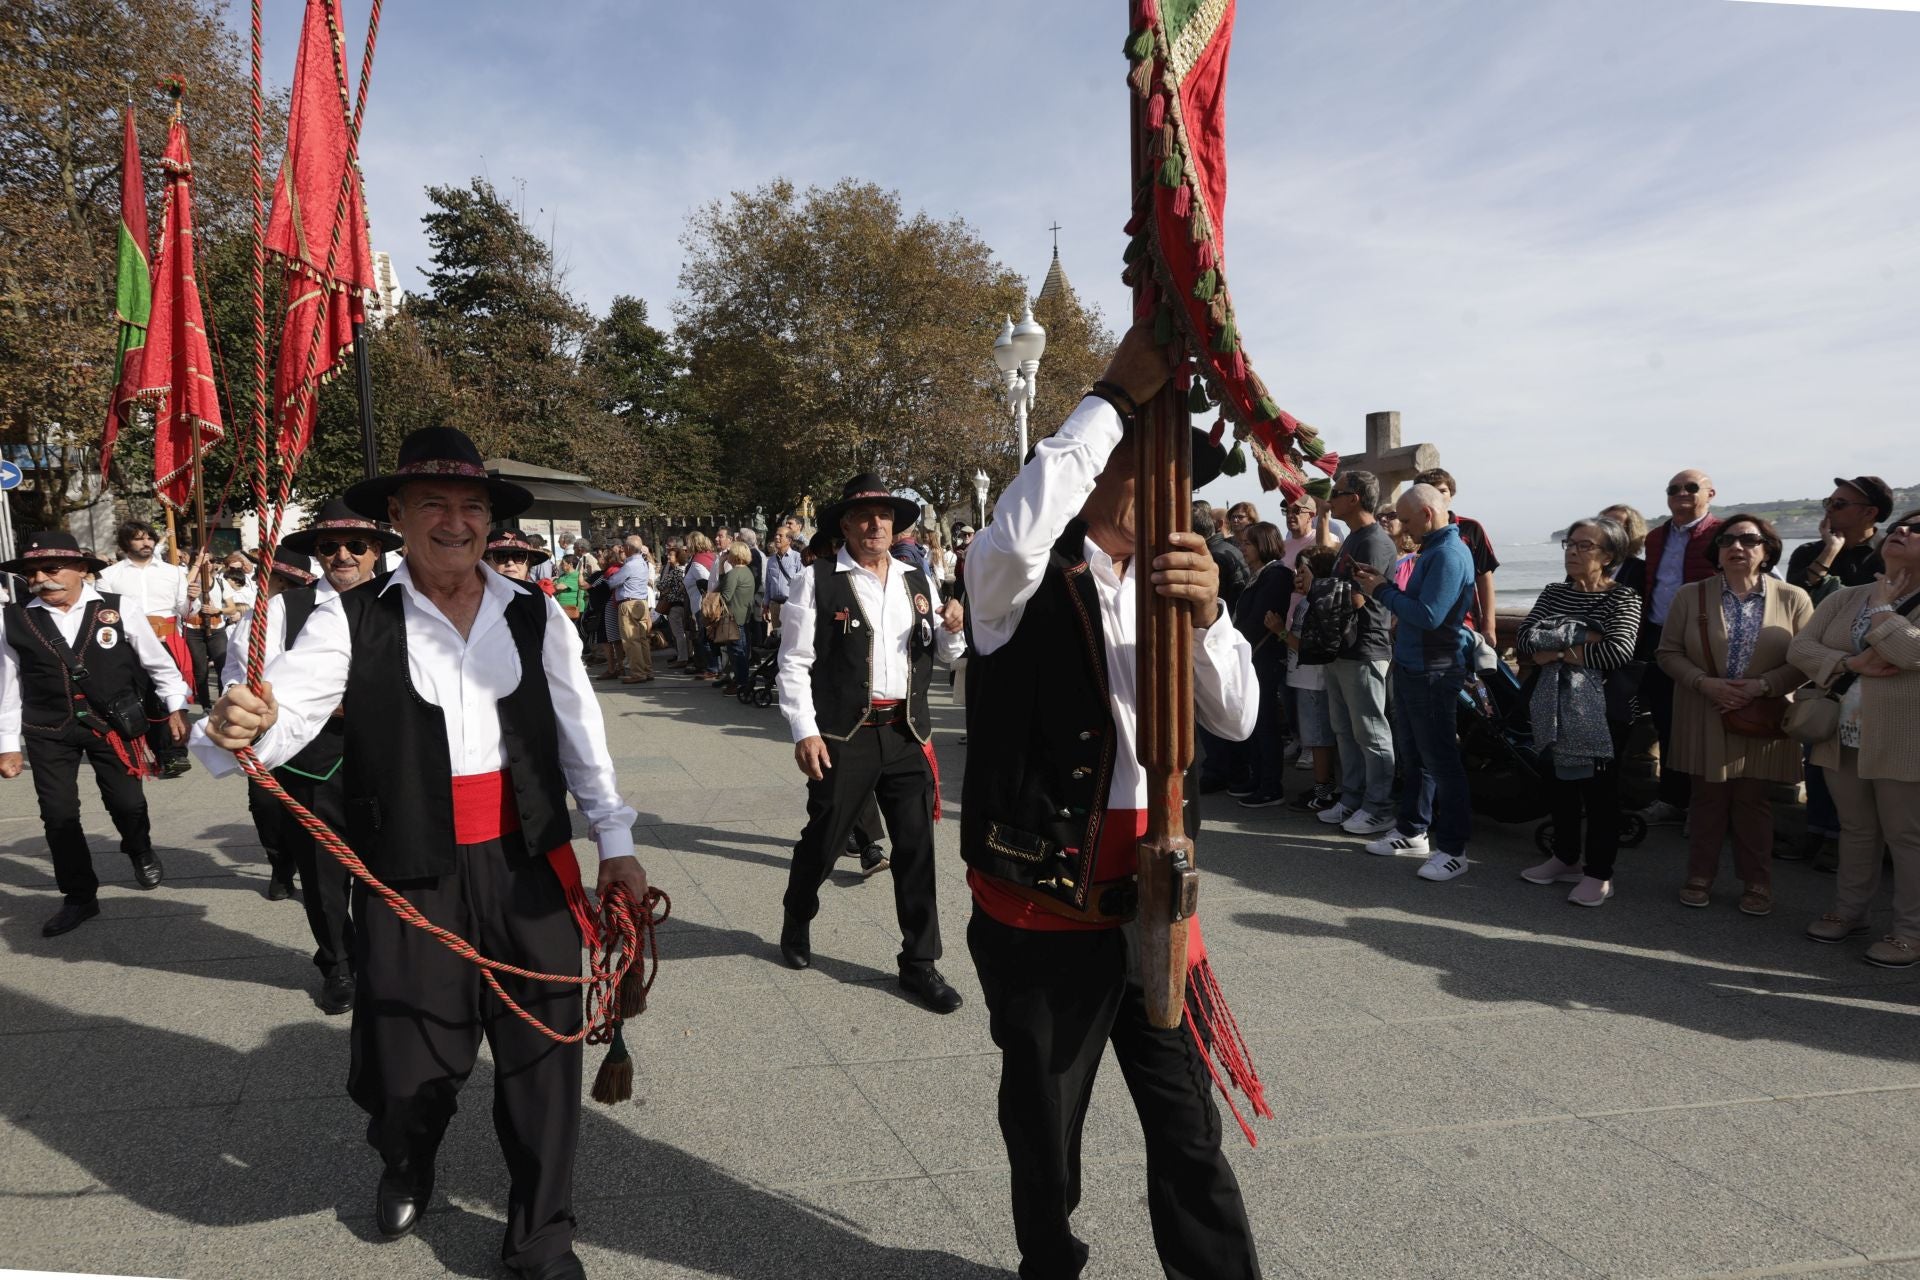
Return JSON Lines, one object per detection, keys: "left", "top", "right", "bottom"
{"left": 250, "top": 0, "right": 1920, "bottom": 542}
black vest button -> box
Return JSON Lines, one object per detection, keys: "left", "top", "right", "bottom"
{"left": 1078, "top": 730, "right": 1094, "bottom": 741}
{"left": 1071, "top": 766, "right": 1091, "bottom": 779}
{"left": 1056, "top": 807, "right": 1072, "bottom": 818}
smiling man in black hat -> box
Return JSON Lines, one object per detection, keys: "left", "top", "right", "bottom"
{"left": 193, "top": 426, "right": 645, "bottom": 1280}
{"left": 775, "top": 472, "right": 968, "bottom": 1011}
{"left": 0, "top": 531, "right": 193, "bottom": 937}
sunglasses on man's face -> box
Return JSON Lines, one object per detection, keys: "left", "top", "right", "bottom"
{"left": 316, "top": 539, "right": 373, "bottom": 558}
{"left": 1824, "top": 497, "right": 1868, "bottom": 511}
{"left": 1667, "top": 482, "right": 1702, "bottom": 497}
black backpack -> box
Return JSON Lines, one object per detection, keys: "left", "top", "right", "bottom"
{"left": 1295, "top": 565, "right": 1361, "bottom": 666}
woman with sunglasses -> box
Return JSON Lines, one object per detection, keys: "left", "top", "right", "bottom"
{"left": 1657, "top": 513, "right": 1812, "bottom": 915}
{"left": 1788, "top": 510, "right": 1920, "bottom": 967}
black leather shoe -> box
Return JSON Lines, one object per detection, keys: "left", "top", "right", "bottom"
{"left": 899, "top": 965, "right": 963, "bottom": 1014}
{"left": 778, "top": 914, "right": 811, "bottom": 970}
{"left": 375, "top": 1162, "right": 433, "bottom": 1239}
{"left": 129, "top": 852, "right": 164, "bottom": 890}
{"left": 265, "top": 875, "right": 293, "bottom": 901}
{"left": 858, "top": 845, "right": 891, "bottom": 877}
{"left": 318, "top": 971, "right": 355, "bottom": 1016}
{"left": 510, "top": 1249, "right": 587, "bottom": 1280}
{"left": 41, "top": 900, "right": 100, "bottom": 938}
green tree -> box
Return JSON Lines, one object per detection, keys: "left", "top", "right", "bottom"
{"left": 581, "top": 294, "right": 720, "bottom": 513}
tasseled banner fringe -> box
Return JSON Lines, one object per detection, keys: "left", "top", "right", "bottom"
{"left": 1195, "top": 237, "right": 1216, "bottom": 271}
{"left": 1129, "top": 58, "right": 1154, "bottom": 98}
{"left": 1146, "top": 92, "right": 1166, "bottom": 131}
{"left": 1171, "top": 182, "right": 1193, "bottom": 219}
{"left": 1188, "top": 380, "right": 1212, "bottom": 414}
{"left": 591, "top": 1025, "right": 634, "bottom": 1105}
{"left": 1311, "top": 450, "right": 1341, "bottom": 477}
{"left": 1184, "top": 956, "right": 1273, "bottom": 1146}
{"left": 1220, "top": 440, "right": 1247, "bottom": 476}
{"left": 1135, "top": 0, "right": 1158, "bottom": 27}
{"left": 1125, "top": 27, "right": 1153, "bottom": 61}
{"left": 1206, "top": 416, "right": 1227, "bottom": 446}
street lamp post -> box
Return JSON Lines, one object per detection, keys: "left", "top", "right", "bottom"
{"left": 991, "top": 299, "right": 1047, "bottom": 461}
{"left": 972, "top": 469, "right": 989, "bottom": 530}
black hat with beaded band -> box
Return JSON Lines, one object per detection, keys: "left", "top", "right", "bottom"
{"left": 0, "top": 530, "right": 108, "bottom": 576}
{"left": 484, "top": 528, "right": 550, "bottom": 567}
{"left": 281, "top": 496, "right": 406, "bottom": 559}
{"left": 341, "top": 425, "right": 534, "bottom": 523}
{"left": 818, "top": 474, "right": 922, "bottom": 533}
{"left": 261, "top": 544, "right": 318, "bottom": 587}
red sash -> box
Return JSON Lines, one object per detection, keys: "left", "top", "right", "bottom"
{"left": 451, "top": 770, "right": 600, "bottom": 950}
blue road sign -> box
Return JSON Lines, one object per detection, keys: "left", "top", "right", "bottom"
{"left": 0, "top": 460, "right": 22, "bottom": 491}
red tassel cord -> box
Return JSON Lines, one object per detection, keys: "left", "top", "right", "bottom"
{"left": 921, "top": 738, "right": 942, "bottom": 821}
{"left": 1182, "top": 917, "right": 1273, "bottom": 1146}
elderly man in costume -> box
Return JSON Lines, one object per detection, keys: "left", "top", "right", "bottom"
{"left": 961, "top": 324, "right": 1263, "bottom": 1279}
{"left": 195, "top": 427, "right": 645, "bottom": 1280}
{"left": 776, "top": 473, "right": 967, "bottom": 1013}
{"left": 0, "top": 532, "right": 192, "bottom": 937}
{"left": 225, "top": 501, "right": 399, "bottom": 1013}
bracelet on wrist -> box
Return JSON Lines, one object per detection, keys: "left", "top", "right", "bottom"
{"left": 1089, "top": 380, "right": 1141, "bottom": 421}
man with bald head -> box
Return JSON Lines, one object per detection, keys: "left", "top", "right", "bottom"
{"left": 1637, "top": 468, "right": 1723, "bottom": 825}
{"left": 1351, "top": 483, "right": 1478, "bottom": 882}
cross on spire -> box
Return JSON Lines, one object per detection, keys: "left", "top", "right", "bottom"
{"left": 1049, "top": 221, "right": 1062, "bottom": 258}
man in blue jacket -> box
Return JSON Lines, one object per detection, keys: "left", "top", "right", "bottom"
{"left": 1351, "top": 482, "right": 1477, "bottom": 881}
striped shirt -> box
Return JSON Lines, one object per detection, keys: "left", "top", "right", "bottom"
{"left": 1517, "top": 581, "right": 1643, "bottom": 671}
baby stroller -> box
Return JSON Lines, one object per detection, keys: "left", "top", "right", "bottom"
{"left": 737, "top": 634, "right": 780, "bottom": 708}
{"left": 1458, "top": 660, "right": 1648, "bottom": 856}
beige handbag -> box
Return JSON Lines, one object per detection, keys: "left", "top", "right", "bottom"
{"left": 1782, "top": 684, "right": 1844, "bottom": 746}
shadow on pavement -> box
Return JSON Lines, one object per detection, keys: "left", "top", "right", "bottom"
{"left": 0, "top": 984, "right": 1008, "bottom": 1279}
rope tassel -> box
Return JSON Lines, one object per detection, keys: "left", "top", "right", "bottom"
{"left": 591, "top": 1025, "right": 634, "bottom": 1105}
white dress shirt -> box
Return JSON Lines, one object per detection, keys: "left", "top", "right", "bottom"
{"left": 965, "top": 396, "right": 1258, "bottom": 808}
{"left": 190, "top": 561, "right": 638, "bottom": 861}
{"left": 221, "top": 582, "right": 340, "bottom": 690}
{"left": 95, "top": 557, "right": 192, "bottom": 620}
{"left": 1, "top": 585, "right": 193, "bottom": 752}
{"left": 777, "top": 547, "right": 966, "bottom": 743}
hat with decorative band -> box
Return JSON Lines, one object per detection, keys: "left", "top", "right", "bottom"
{"left": 484, "top": 528, "right": 550, "bottom": 566}
{"left": 0, "top": 530, "right": 108, "bottom": 576}
{"left": 819, "top": 474, "right": 921, "bottom": 532}
{"left": 341, "top": 426, "right": 533, "bottom": 522}
{"left": 281, "top": 497, "right": 406, "bottom": 557}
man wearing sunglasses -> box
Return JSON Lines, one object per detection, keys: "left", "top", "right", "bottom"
{"left": 1638, "top": 469, "right": 1723, "bottom": 826}
{"left": 1782, "top": 476, "right": 1893, "bottom": 868}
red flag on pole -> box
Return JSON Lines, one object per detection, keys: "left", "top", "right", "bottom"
{"left": 140, "top": 112, "right": 224, "bottom": 510}
{"left": 100, "top": 105, "right": 152, "bottom": 479}
{"left": 266, "top": 0, "right": 373, "bottom": 464}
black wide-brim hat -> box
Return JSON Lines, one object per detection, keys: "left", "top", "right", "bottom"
{"left": 281, "top": 497, "right": 406, "bottom": 557}
{"left": 1, "top": 530, "right": 107, "bottom": 576}
{"left": 262, "top": 546, "right": 318, "bottom": 585}
{"left": 819, "top": 474, "right": 922, "bottom": 532}
{"left": 341, "top": 426, "right": 533, "bottom": 523}
{"left": 485, "top": 529, "right": 550, "bottom": 566}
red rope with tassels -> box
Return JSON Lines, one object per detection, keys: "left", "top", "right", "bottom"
{"left": 234, "top": 1, "right": 662, "bottom": 1103}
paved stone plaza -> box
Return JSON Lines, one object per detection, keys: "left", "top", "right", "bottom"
{"left": 2, "top": 673, "right": 1917, "bottom": 1279}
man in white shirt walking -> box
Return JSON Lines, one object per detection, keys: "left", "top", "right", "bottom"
{"left": 0, "top": 532, "right": 191, "bottom": 937}
{"left": 97, "top": 519, "right": 198, "bottom": 776}
{"left": 195, "top": 427, "right": 646, "bottom": 1280}
{"left": 776, "top": 473, "right": 966, "bottom": 1012}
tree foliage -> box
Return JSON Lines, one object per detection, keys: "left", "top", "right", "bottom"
{"left": 674, "top": 178, "right": 1113, "bottom": 522}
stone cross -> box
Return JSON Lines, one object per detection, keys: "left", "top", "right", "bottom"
{"left": 1341, "top": 411, "right": 1439, "bottom": 501}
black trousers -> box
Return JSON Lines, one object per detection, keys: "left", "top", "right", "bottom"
{"left": 782, "top": 719, "right": 940, "bottom": 969}
{"left": 1639, "top": 663, "right": 1691, "bottom": 811}
{"left": 1548, "top": 720, "right": 1630, "bottom": 880}
{"left": 246, "top": 778, "right": 294, "bottom": 881}
{"left": 348, "top": 834, "right": 582, "bottom": 1270}
{"left": 279, "top": 768, "right": 356, "bottom": 980}
{"left": 967, "top": 910, "right": 1261, "bottom": 1280}
{"left": 23, "top": 724, "right": 153, "bottom": 904}
{"left": 183, "top": 624, "right": 227, "bottom": 707}
{"left": 848, "top": 793, "right": 886, "bottom": 852}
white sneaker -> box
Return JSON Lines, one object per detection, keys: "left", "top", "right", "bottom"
{"left": 1342, "top": 809, "right": 1398, "bottom": 836}
{"left": 1640, "top": 801, "right": 1686, "bottom": 827}
{"left": 1365, "top": 831, "right": 1429, "bottom": 857}
{"left": 1316, "top": 802, "right": 1358, "bottom": 826}
{"left": 1417, "top": 851, "right": 1470, "bottom": 881}
{"left": 1294, "top": 750, "right": 1314, "bottom": 770}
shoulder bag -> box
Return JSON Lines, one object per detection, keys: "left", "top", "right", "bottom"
{"left": 1696, "top": 591, "right": 1788, "bottom": 740}
{"left": 24, "top": 608, "right": 151, "bottom": 741}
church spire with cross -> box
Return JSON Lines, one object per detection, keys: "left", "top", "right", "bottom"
{"left": 1035, "top": 220, "right": 1071, "bottom": 309}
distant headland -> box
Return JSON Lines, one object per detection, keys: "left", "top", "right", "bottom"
{"left": 1549, "top": 482, "right": 1917, "bottom": 543}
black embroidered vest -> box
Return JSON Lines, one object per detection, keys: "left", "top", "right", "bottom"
{"left": 807, "top": 558, "right": 936, "bottom": 743}
{"left": 3, "top": 593, "right": 147, "bottom": 735}
{"left": 273, "top": 586, "right": 345, "bottom": 781}
{"left": 960, "top": 522, "right": 1199, "bottom": 914}
{"left": 336, "top": 576, "right": 573, "bottom": 880}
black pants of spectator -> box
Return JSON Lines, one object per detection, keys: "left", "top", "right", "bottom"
{"left": 1197, "top": 725, "right": 1248, "bottom": 791}
{"left": 23, "top": 724, "right": 153, "bottom": 905}
{"left": 348, "top": 832, "right": 581, "bottom": 1273}
{"left": 183, "top": 624, "right": 227, "bottom": 707}
{"left": 1246, "top": 658, "right": 1290, "bottom": 799}
{"left": 1548, "top": 721, "right": 1630, "bottom": 880}
{"left": 279, "top": 767, "right": 355, "bottom": 981}
{"left": 782, "top": 717, "right": 940, "bottom": 971}
{"left": 1638, "top": 663, "right": 1691, "bottom": 811}
{"left": 967, "top": 910, "right": 1262, "bottom": 1280}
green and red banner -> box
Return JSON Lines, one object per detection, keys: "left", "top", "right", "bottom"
{"left": 99, "top": 105, "right": 151, "bottom": 480}
{"left": 1124, "top": 0, "right": 1336, "bottom": 498}
{"left": 140, "top": 113, "right": 224, "bottom": 510}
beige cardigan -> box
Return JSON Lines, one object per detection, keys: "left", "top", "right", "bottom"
{"left": 1788, "top": 583, "right": 1920, "bottom": 782}
{"left": 1657, "top": 576, "right": 1812, "bottom": 785}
